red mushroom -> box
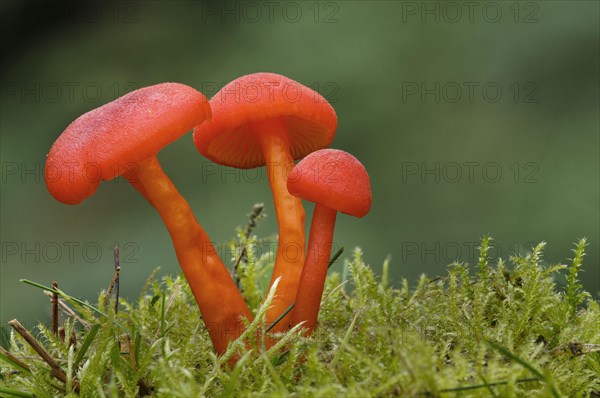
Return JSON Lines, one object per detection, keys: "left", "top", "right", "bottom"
{"left": 45, "top": 83, "right": 252, "bottom": 354}
{"left": 194, "top": 73, "right": 337, "bottom": 334}
{"left": 287, "top": 149, "right": 371, "bottom": 334}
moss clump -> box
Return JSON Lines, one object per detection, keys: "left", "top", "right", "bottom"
{"left": 1, "top": 236, "right": 598, "bottom": 397}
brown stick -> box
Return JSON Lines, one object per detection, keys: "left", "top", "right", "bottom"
{"left": 232, "top": 203, "right": 264, "bottom": 287}
{"left": 10, "top": 319, "right": 61, "bottom": 369}
{"left": 126, "top": 334, "right": 137, "bottom": 369}
{"left": 0, "top": 346, "right": 31, "bottom": 372}
{"left": 114, "top": 243, "right": 120, "bottom": 314}
{"left": 43, "top": 291, "right": 91, "bottom": 330}
{"left": 105, "top": 243, "right": 121, "bottom": 313}
{"left": 57, "top": 300, "right": 91, "bottom": 330}
{"left": 69, "top": 329, "right": 77, "bottom": 348}
{"left": 51, "top": 281, "right": 59, "bottom": 335}
{"left": 9, "top": 319, "right": 80, "bottom": 393}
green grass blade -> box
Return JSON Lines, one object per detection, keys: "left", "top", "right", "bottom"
{"left": 440, "top": 377, "right": 540, "bottom": 393}
{"left": 73, "top": 324, "right": 101, "bottom": 369}
{"left": 478, "top": 372, "right": 500, "bottom": 398}
{"left": 328, "top": 247, "right": 345, "bottom": 268}
{"left": 486, "top": 339, "right": 560, "bottom": 398}
{"left": 160, "top": 293, "right": 166, "bottom": 336}
{"left": 0, "top": 387, "right": 36, "bottom": 398}
{"left": 331, "top": 310, "right": 360, "bottom": 367}
{"left": 20, "top": 279, "right": 108, "bottom": 319}
{"left": 266, "top": 303, "right": 295, "bottom": 333}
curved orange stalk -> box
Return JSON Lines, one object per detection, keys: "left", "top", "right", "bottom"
{"left": 255, "top": 118, "right": 306, "bottom": 335}
{"left": 291, "top": 204, "right": 336, "bottom": 334}
{"left": 130, "top": 156, "right": 253, "bottom": 354}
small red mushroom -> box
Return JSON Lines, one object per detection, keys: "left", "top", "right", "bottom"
{"left": 44, "top": 83, "right": 252, "bottom": 355}
{"left": 287, "top": 149, "right": 372, "bottom": 334}
{"left": 194, "top": 73, "right": 337, "bottom": 334}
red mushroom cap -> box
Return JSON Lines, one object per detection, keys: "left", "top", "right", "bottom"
{"left": 193, "top": 73, "right": 337, "bottom": 169}
{"left": 45, "top": 83, "right": 210, "bottom": 205}
{"left": 287, "top": 149, "right": 372, "bottom": 218}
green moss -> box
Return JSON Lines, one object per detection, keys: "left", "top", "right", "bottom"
{"left": 1, "top": 234, "right": 598, "bottom": 397}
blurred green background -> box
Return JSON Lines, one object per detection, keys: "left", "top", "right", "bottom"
{"left": 1, "top": 1, "right": 598, "bottom": 336}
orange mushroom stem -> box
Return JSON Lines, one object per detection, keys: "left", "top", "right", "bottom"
{"left": 288, "top": 149, "right": 372, "bottom": 334}
{"left": 255, "top": 119, "right": 306, "bottom": 329}
{"left": 131, "top": 156, "right": 252, "bottom": 354}
{"left": 291, "top": 204, "right": 337, "bottom": 332}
